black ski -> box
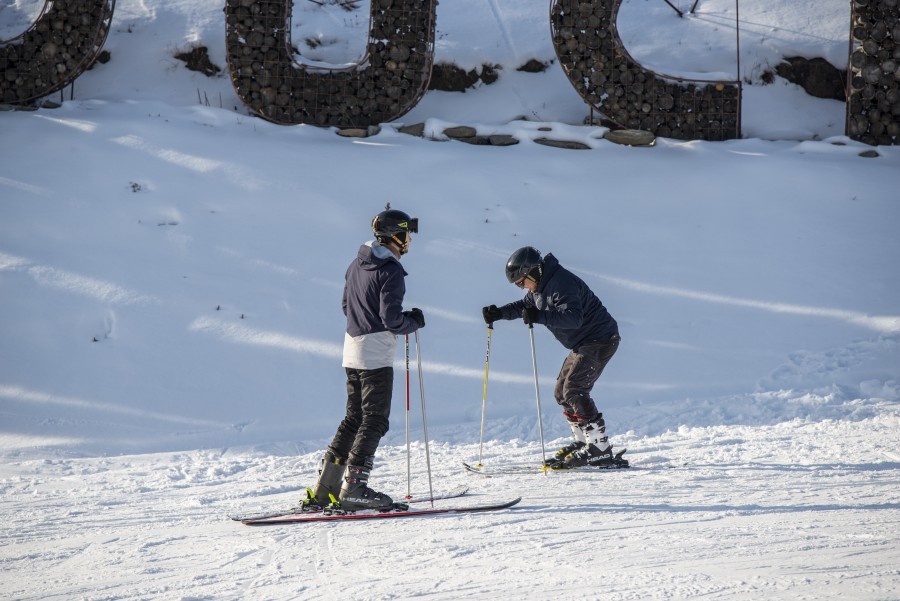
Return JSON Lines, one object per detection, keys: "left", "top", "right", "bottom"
{"left": 230, "top": 484, "right": 469, "bottom": 522}
{"left": 240, "top": 496, "right": 521, "bottom": 525}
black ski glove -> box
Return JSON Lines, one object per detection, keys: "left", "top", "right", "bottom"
{"left": 482, "top": 305, "right": 502, "bottom": 325}
{"left": 404, "top": 307, "right": 425, "bottom": 328}
{"left": 522, "top": 306, "right": 539, "bottom": 326}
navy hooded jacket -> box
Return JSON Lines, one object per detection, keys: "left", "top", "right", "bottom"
{"left": 499, "top": 253, "right": 618, "bottom": 350}
{"left": 343, "top": 241, "right": 419, "bottom": 338}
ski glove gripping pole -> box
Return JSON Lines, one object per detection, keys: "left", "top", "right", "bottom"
{"left": 482, "top": 305, "right": 502, "bottom": 325}
{"left": 522, "top": 306, "right": 539, "bottom": 325}
{"left": 404, "top": 308, "right": 425, "bottom": 328}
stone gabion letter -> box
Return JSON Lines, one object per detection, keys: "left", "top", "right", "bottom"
{"left": 847, "top": 0, "right": 899, "bottom": 145}
{"left": 225, "top": 0, "right": 437, "bottom": 126}
{"left": 0, "top": 0, "right": 115, "bottom": 104}
{"left": 550, "top": 0, "right": 742, "bottom": 141}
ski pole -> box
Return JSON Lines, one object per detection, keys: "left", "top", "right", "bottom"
{"left": 414, "top": 330, "right": 435, "bottom": 505}
{"left": 477, "top": 324, "right": 493, "bottom": 467}
{"left": 405, "top": 334, "right": 411, "bottom": 500}
{"left": 528, "top": 323, "right": 548, "bottom": 468}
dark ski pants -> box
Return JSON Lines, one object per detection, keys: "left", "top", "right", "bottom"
{"left": 553, "top": 335, "right": 620, "bottom": 423}
{"left": 329, "top": 366, "right": 393, "bottom": 465}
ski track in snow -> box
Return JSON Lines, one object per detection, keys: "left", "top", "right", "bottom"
{"left": 0, "top": 252, "right": 158, "bottom": 306}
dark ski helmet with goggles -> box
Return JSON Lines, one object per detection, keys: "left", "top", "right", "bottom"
{"left": 372, "top": 209, "right": 418, "bottom": 255}
{"left": 506, "top": 246, "right": 543, "bottom": 287}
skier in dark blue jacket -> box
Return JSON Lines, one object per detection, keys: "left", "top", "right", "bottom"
{"left": 482, "top": 247, "right": 626, "bottom": 469}
{"left": 309, "top": 208, "right": 425, "bottom": 510}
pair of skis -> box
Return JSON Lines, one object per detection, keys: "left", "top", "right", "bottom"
{"left": 231, "top": 454, "right": 642, "bottom": 525}
{"left": 232, "top": 485, "right": 521, "bottom": 525}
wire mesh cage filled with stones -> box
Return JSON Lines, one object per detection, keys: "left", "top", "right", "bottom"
{"left": 225, "top": 0, "right": 436, "bottom": 126}
{"left": 550, "top": 0, "right": 741, "bottom": 141}
{"left": 0, "top": 0, "right": 115, "bottom": 104}
{"left": 847, "top": 0, "right": 900, "bottom": 145}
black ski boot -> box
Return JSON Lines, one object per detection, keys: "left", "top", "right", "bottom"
{"left": 543, "top": 441, "right": 585, "bottom": 468}
{"left": 338, "top": 457, "right": 394, "bottom": 511}
{"left": 543, "top": 416, "right": 588, "bottom": 468}
{"left": 560, "top": 445, "right": 629, "bottom": 468}
{"left": 560, "top": 443, "right": 615, "bottom": 468}
{"left": 304, "top": 450, "right": 346, "bottom": 508}
{"left": 558, "top": 417, "right": 628, "bottom": 469}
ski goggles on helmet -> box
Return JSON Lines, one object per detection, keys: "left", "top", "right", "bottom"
{"left": 398, "top": 218, "right": 418, "bottom": 234}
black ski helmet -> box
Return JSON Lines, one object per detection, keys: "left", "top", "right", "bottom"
{"left": 506, "top": 246, "right": 543, "bottom": 284}
{"left": 372, "top": 209, "right": 418, "bottom": 254}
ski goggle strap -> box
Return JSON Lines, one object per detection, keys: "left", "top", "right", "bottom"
{"left": 514, "top": 265, "right": 541, "bottom": 287}
{"left": 390, "top": 218, "right": 417, "bottom": 254}
{"left": 393, "top": 230, "right": 411, "bottom": 254}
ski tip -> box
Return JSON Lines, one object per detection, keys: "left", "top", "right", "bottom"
{"left": 462, "top": 462, "right": 488, "bottom": 475}
{"left": 504, "top": 497, "right": 523, "bottom": 509}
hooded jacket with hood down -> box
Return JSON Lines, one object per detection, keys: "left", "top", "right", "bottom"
{"left": 342, "top": 240, "right": 420, "bottom": 369}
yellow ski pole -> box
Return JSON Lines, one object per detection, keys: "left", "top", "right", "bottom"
{"left": 478, "top": 324, "right": 493, "bottom": 467}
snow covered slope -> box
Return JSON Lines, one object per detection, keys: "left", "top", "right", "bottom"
{"left": 1, "top": 0, "right": 898, "bottom": 599}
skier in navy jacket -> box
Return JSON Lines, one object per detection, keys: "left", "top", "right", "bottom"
{"left": 309, "top": 208, "right": 424, "bottom": 510}
{"left": 482, "top": 247, "right": 627, "bottom": 469}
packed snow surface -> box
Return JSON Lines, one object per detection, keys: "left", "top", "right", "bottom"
{"left": 1, "top": 0, "right": 898, "bottom": 599}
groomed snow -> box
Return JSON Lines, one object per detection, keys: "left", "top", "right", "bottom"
{"left": 1, "top": 0, "right": 898, "bottom": 599}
